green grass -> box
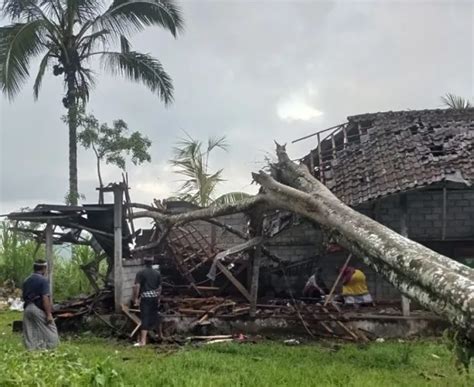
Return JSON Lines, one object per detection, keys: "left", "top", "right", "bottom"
{"left": 0, "top": 311, "right": 471, "bottom": 386}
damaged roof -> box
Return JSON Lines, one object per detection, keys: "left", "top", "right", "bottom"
{"left": 303, "top": 108, "right": 474, "bottom": 206}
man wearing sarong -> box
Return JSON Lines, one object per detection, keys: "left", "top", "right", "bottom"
{"left": 340, "top": 266, "right": 374, "bottom": 308}
{"left": 132, "top": 257, "right": 162, "bottom": 346}
{"left": 22, "top": 260, "right": 59, "bottom": 350}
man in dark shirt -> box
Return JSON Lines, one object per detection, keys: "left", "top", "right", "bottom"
{"left": 132, "top": 256, "right": 162, "bottom": 346}
{"left": 22, "top": 260, "right": 59, "bottom": 350}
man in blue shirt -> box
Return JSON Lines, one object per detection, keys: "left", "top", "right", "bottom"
{"left": 22, "top": 260, "right": 59, "bottom": 350}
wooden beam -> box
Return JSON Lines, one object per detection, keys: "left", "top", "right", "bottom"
{"left": 45, "top": 222, "right": 54, "bottom": 301}
{"left": 216, "top": 261, "right": 252, "bottom": 302}
{"left": 114, "top": 187, "right": 124, "bottom": 313}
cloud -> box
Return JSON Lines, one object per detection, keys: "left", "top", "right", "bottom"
{"left": 1, "top": 1, "right": 472, "bottom": 213}
{"left": 277, "top": 97, "right": 324, "bottom": 122}
{"left": 276, "top": 82, "right": 324, "bottom": 122}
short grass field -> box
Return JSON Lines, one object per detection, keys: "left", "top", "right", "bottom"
{"left": 0, "top": 311, "right": 471, "bottom": 386}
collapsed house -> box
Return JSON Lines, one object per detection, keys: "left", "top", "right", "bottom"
{"left": 295, "top": 108, "right": 474, "bottom": 306}
{"left": 5, "top": 108, "right": 473, "bottom": 341}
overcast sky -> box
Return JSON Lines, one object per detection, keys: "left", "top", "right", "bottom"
{"left": 0, "top": 0, "right": 472, "bottom": 214}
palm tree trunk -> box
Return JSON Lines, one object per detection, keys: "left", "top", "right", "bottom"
{"left": 66, "top": 73, "right": 79, "bottom": 205}
{"left": 67, "top": 104, "right": 78, "bottom": 205}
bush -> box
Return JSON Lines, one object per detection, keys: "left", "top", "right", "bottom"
{"left": 0, "top": 221, "right": 102, "bottom": 301}
{"left": 53, "top": 245, "right": 102, "bottom": 301}
{"left": 0, "top": 221, "right": 41, "bottom": 287}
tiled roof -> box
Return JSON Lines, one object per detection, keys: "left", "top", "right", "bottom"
{"left": 304, "top": 108, "right": 474, "bottom": 206}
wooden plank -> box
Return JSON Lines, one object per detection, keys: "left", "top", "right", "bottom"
{"left": 216, "top": 261, "right": 252, "bottom": 302}
{"left": 121, "top": 305, "right": 141, "bottom": 338}
{"left": 324, "top": 254, "right": 352, "bottom": 306}
{"left": 291, "top": 123, "right": 348, "bottom": 144}
{"left": 320, "top": 305, "right": 359, "bottom": 341}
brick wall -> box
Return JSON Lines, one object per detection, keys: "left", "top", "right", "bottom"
{"left": 215, "top": 213, "right": 248, "bottom": 249}
{"left": 363, "top": 188, "right": 474, "bottom": 240}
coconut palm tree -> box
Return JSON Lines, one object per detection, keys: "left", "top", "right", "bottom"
{"left": 170, "top": 133, "right": 250, "bottom": 207}
{"left": 441, "top": 93, "right": 472, "bottom": 110}
{"left": 0, "top": 0, "right": 183, "bottom": 204}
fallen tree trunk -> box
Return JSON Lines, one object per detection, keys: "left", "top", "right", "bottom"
{"left": 254, "top": 144, "right": 474, "bottom": 340}
{"left": 131, "top": 145, "right": 474, "bottom": 341}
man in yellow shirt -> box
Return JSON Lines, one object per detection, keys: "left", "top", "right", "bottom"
{"left": 340, "top": 266, "right": 374, "bottom": 308}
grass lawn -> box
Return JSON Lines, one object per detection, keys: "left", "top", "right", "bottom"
{"left": 0, "top": 311, "right": 471, "bottom": 386}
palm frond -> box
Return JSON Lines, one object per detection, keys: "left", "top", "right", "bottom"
{"left": 0, "top": 20, "right": 48, "bottom": 99}
{"left": 212, "top": 192, "right": 252, "bottom": 206}
{"left": 33, "top": 48, "right": 53, "bottom": 99}
{"left": 97, "top": 0, "right": 184, "bottom": 38}
{"left": 170, "top": 134, "right": 232, "bottom": 207}
{"left": 207, "top": 136, "right": 228, "bottom": 153}
{"left": 78, "top": 29, "right": 110, "bottom": 58}
{"left": 100, "top": 50, "right": 173, "bottom": 104}
{"left": 76, "top": 67, "right": 96, "bottom": 101}
{"left": 120, "top": 34, "right": 131, "bottom": 53}
{"left": 441, "top": 93, "right": 472, "bottom": 110}
{"left": 2, "top": 0, "right": 35, "bottom": 20}
{"left": 67, "top": 0, "right": 103, "bottom": 24}
{"left": 38, "top": 0, "right": 64, "bottom": 23}
{"left": 172, "top": 136, "right": 201, "bottom": 160}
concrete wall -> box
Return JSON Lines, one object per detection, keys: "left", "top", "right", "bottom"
{"left": 121, "top": 258, "right": 145, "bottom": 305}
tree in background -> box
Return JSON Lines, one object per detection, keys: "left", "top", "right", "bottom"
{"left": 75, "top": 109, "right": 151, "bottom": 203}
{"left": 441, "top": 93, "right": 472, "bottom": 109}
{"left": 0, "top": 0, "right": 183, "bottom": 204}
{"left": 170, "top": 133, "right": 250, "bottom": 207}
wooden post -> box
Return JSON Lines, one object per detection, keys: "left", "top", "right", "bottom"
{"left": 45, "top": 222, "right": 54, "bottom": 301}
{"left": 342, "top": 125, "right": 348, "bottom": 147}
{"left": 249, "top": 214, "right": 263, "bottom": 318}
{"left": 442, "top": 186, "right": 447, "bottom": 240}
{"left": 249, "top": 246, "right": 262, "bottom": 317}
{"left": 316, "top": 132, "right": 323, "bottom": 183}
{"left": 399, "top": 194, "right": 411, "bottom": 316}
{"left": 331, "top": 134, "right": 336, "bottom": 160}
{"left": 113, "top": 186, "right": 124, "bottom": 313}
{"left": 309, "top": 150, "right": 315, "bottom": 176}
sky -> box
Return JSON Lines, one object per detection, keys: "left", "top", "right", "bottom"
{"left": 0, "top": 0, "right": 473, "bottom": 215}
